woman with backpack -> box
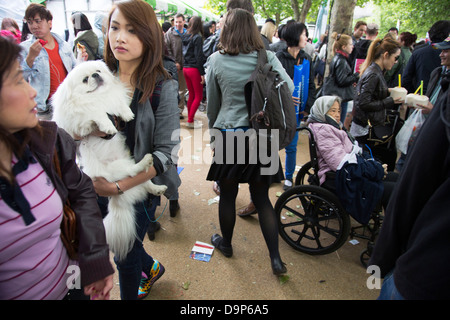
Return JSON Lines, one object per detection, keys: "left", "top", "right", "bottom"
{"left": 182, "top": 16, "right": 206, "bottom": 128}
{"left": 206, "top": 8, "right": 294, "bottom": 275}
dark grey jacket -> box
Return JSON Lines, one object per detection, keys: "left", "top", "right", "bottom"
{"left": 134, "top": 79, "right": 181, "bottom": 199}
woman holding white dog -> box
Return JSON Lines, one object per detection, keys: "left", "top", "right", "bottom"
{"left": 91, "top": 0, "right": 180, "bottom": 300}
{"left": 0, "top": 37, "right": 114, "bottom": 300}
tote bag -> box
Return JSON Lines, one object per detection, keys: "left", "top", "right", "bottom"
{"left": 293, "top": 59, "right": 310, "bottom": 124}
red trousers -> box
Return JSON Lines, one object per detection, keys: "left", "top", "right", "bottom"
{"left": 183, "top": 67, "right": 203, "bottom": 123}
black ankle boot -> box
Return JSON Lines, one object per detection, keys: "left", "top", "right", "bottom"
{"left": 271, "top": 257, "right": 287, "bottom": 275}
{"left": 169, "top": 200, "right": 180, "bottom": 217}
{"left": 211, "top": 234, "right": 233, "bottom": 257}
{"left": 147, "top": 221, "right": 161, "bottom": 241}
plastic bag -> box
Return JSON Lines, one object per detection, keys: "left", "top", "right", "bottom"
{"left": 395, "top": 108, "right": 425, "bottom": 154}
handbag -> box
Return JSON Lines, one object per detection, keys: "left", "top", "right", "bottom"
{"left": 293, "top": 57, "right": 310, "bottom": 124}
{"left": 367, "top": 112, "right": 397, "bottom": 146}
{"left": 53, "top": 150, "right": 79, "bottom": 260}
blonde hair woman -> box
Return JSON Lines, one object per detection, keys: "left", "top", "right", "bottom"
{"left": 260, "top": 20, "right": 277, "bottom": 44}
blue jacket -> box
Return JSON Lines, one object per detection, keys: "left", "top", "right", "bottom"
{"left": 402, "top": 43, "right": 441, "bottom": 94}
{"left": 335, "top": 155, "right": 384, "bottom": 224}
{"left": 20, "top": 32, "right": 76, "bottom": 112}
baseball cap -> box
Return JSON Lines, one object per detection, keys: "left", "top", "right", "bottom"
{"left": 433, "top": 36, "right": 450, "bottom": 50}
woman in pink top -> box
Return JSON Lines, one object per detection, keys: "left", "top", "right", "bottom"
{"left": 0, "top": 37, "right": 114, "bottom": 300}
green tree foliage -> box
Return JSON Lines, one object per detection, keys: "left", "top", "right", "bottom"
{"left": 371, "top": 0, "right": 450, "bottom": 38}
{"left": 205, "top": 0, "right": 326, "bottom": 24}
{"left": 205, "top": 0, "right": 449, "bottom": 38}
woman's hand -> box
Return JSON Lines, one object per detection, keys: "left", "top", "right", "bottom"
{"left": 92, "top": 177, "right": 117, "bottom": 197}
{"left": 92, "top": 166, "right": 157, "bottom": 197}
{"left": 84, "top": 274, "right": 114, "bottom": 300}
{"left": 200, "top": 75, "right": 205, "bottom": 85}
{"left": 382, "top": 164, "right": 388, "bottom": 179}
{"left": 292, "top": 96, "right": 300, "bottom": 107}
{"left": 416, "top": 101, "right": 433, "bottom": 114}
{"left": 393, "top": 96, "right": 404, "bottom": 104}
{"left": 73, "top": 130, "right": 109, "bottom": 141}
{"left": 76, "top": 46, "right": 88, "bottom": 62}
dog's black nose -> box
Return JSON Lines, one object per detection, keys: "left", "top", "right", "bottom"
{"left": 92, "top": 73, "right": 100, "bottom": 78}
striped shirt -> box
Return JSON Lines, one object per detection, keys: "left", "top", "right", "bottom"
{"left": 0, "top": 154, "right": 71, "bottom": 300}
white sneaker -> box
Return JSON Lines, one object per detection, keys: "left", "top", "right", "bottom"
{"left": 186, "top": 120, "right": 203, "bottom": 129}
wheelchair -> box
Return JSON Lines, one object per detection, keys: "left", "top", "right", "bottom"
{"left": 275, "top": 127, "right": 383, "bottom": 267}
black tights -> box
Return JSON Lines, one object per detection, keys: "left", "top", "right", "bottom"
{"left": 218, "top": 178, "right": 281, "bottom": 260}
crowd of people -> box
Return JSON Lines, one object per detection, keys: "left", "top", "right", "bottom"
{"left": 0, "top": 0, "right": 449, "bottom": 300}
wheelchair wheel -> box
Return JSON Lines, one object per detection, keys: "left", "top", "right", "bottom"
{"left": 275, "top": 185, "right": 350, "bottom": 255}
{"left": 294, "top": 161, "right": 316, "bottom": 186}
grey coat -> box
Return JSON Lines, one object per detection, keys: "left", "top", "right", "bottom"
{"left": 134, "top": 79, "right": 181, "bottom": 199}
{"left": 206, "top": 50, "right": 294, "bottom": 130}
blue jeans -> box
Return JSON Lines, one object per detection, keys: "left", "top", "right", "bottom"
{"left": 284, "top": 131, "right": 299, "bottom": 181}
{"left": 114, "top": 195, "right": 160, "bottom": 300}
{"left": 378, "top": 271, "right": 405, "bottom": 300}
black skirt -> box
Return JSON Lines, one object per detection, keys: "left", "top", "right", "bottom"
{"left": 206, "top": 128, "right": 284, "bottom": 185}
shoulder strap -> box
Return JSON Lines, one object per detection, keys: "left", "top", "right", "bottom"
{"left": 256, "top": 49, "right": 269, "bottom": 68}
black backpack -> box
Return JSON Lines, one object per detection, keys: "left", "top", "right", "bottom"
{"left": 244, "top": 50, "right": 297, "bottom": 150}
{"left": 203, "top": 33, "right": 217, "bottom": 58}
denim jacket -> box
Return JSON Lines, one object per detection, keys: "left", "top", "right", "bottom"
{"left": 20, "top": 32, "right": 77, "bottom": 112}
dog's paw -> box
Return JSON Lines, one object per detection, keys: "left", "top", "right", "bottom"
{"left": 97, "top": 120, "right": 118, "bottom": 135}
{"left": 77, "top": 122, "right": 97, "bottom": 137}
{"left": 132, "top": 154, "right": 154, "bottom": 175}
{"left": 141, "top": 154, "right": 154, "bottom": 168}
{"left": 151, "top": 184, "right": 167, "bottom": 196}
{"left": 119, "top": 108, "right": 135, "bottom": 122}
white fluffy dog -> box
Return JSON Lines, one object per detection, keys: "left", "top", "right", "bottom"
{"left": 52, "top": 60, "right": 167, "bottom": 261}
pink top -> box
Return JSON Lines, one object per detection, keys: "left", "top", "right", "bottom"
{"left": 309, "top": 123, "right": 355, "bottom": 185}
{"left": 0, "top": 155, "right": 71, "bottom": 300}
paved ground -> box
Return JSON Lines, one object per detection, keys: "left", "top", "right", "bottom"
{"left": 109, "top": 109, "right": 381, "bottom": 301}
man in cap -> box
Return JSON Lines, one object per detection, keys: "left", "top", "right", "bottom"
{"left": 419, "top": 36, "right": 450, "bottom": 111}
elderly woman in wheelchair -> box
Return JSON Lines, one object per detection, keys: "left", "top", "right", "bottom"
{"left": 275, "top": 96, "right": 397, "bottom": 265}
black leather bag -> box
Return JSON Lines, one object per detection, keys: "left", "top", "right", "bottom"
{"left": 367, "top": 112, "right": 399, "bottom": 146}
